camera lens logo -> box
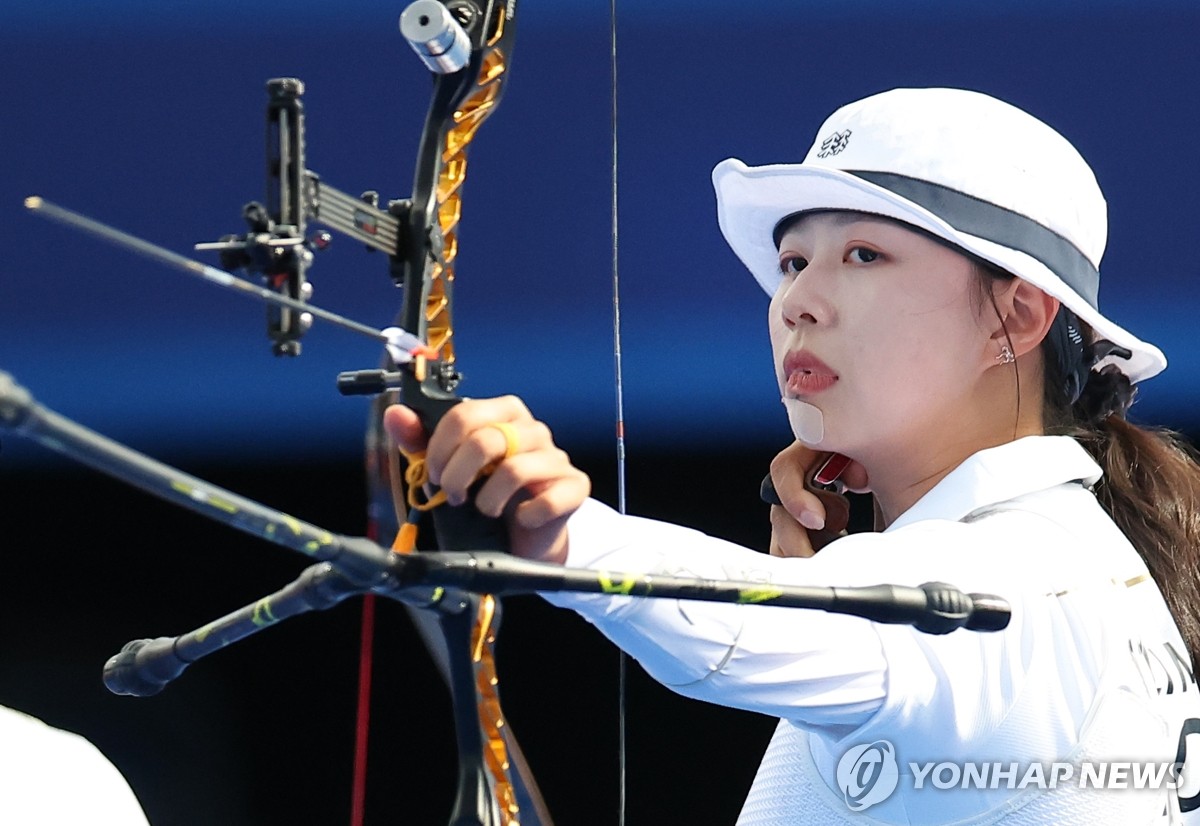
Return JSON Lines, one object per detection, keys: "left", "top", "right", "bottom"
{"left": 836, "top": 739, "right": 900, "bottom": 812}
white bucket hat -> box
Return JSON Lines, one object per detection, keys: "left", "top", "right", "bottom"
{"left": 713, "top": 87, "right": 1166, "bottom": 384}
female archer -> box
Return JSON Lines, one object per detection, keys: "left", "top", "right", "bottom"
{"left": 385, "top": 87, "right": 1200, "bottom": 824}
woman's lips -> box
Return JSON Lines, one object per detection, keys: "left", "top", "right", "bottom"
{"left": 784, "top": 351, "right": 838, "bottom": 395}
{"left": 787, "top": 372, "right": 837, "bottom": 394}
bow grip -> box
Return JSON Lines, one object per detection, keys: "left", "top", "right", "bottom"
{"left": 432, "top": 495, "right": 511, "bottom": 554}
{"left": 411, "top": 390, "right": 512, "bottom": 554}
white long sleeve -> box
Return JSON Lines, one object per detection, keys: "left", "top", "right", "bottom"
{"left": 538, "top": 438, "right": 1200, "bottom": 824}
{"left": 544, "top": 497, "right": 889, "bottom": 727}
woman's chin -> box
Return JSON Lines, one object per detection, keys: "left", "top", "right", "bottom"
{"left": 783, "top": 397, "right": 826, "bottom": 445}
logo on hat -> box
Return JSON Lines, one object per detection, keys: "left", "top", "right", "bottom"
{"left": 836, "top": 738, "right": 900, "bottom": 811}
{"left": 816, "top": 129, "right": 852, "bottom": 158}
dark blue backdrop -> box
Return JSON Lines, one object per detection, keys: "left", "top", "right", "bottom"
{"left": 2, "top": 1, "right": 1197, "bottom": 468}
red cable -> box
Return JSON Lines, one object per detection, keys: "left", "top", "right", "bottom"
{"left": 351, "top": 592, "right": 377, "bottom": 826}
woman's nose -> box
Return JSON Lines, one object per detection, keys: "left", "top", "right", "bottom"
{"left": 776, "top": 269, "right": 828, "bottom": 328}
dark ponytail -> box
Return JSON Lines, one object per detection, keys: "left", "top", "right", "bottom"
{"left": 972, "top": 257, "right": 1200, "bottom": 667}
{"left": 1041, "top": 327, "right": 1200, "bottom": 668}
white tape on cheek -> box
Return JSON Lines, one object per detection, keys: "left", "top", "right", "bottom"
{"left": 782, "top": 397, "right": 825, "bottom": 445}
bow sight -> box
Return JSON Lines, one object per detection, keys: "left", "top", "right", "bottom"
{"left": 197, "top": 76, "right": 402, "bottom": 357}
{"left": 198, "top": 0, "right": 500, "bottom": 406}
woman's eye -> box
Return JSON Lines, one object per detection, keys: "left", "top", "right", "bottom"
{"left": 848, "top": 247, "right": 879, "bottom": 263}
{"left": 779, "top": 255, "right": 808, "bottom": 275}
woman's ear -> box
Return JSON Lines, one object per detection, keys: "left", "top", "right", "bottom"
{"left": 987, "top": 278, "right": 1059, "bottom": 359}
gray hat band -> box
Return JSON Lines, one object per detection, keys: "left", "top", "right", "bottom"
{"left": 849, "top": 170, "right": 1101, "bottom": 309}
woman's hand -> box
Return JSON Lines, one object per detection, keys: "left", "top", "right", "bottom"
{"left": 768, "top": 442, "right": 869, "bottom": 558}
{"left": 382, "top": 396, "right": 590, "bottom": 564}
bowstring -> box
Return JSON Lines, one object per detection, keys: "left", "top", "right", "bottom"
{"left": 609, "top": 1, "right": 629, "bottom": 824}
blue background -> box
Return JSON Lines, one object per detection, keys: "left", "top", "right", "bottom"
{"left": 2, "top": 0, "right": 1197, "bottom": 469}
{"left": 1, "top": 3, "right": 1198, "bottom": 825}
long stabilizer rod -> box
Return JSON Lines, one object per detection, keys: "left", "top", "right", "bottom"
{"left": 0, "top": 372, "right": 1010, "bottom": 698}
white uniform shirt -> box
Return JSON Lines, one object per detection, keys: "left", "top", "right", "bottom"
{"left": 545, "top": 436, "right": 1200, "bottom": 824}
{"left": 0, "top": 705, "right": 150, "bottom": 825}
